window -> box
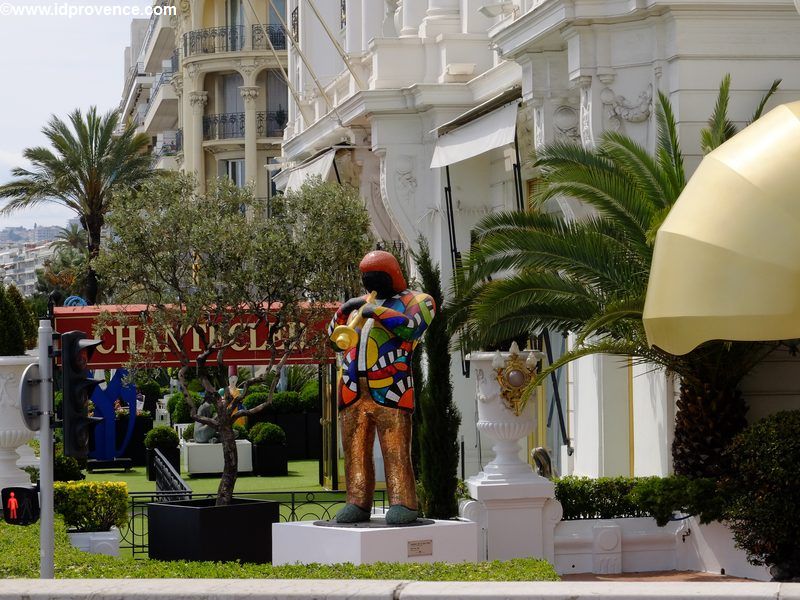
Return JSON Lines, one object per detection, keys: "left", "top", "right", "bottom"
{"left": 290, "top": 6, "right": 299, "bottom": 41}
{"left": 269, "top": 0, "right": 286, "bottom": 26}
{"left": 222, "top": 73, "right": 245, "bottom": 114}
{"left": 226, "top": 0, "right": 243, "bottom": 28}
{"left": 224, "top": 159, "right": 246, "bottom": 188}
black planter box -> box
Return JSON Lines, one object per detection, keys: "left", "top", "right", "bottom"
{"left": 247, "top": 411, "right": 322, "bottom": 459}
{"left": 147, "top": 497, "right": 280, "bottom": 563}
{"left": 252, "top": 443, "right": 288, "bottom": 476}
{"left": 145, "top": 447, "right": 181, "bottom": 481}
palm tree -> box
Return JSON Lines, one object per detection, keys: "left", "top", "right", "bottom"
{"left": 0, "top": 107, "right": 154, "bottom": 304}
{"left": 51, "top": 223, "right": 86, "bottom": 253}
{"left": 454, "top": 78, "right": 780, "bottom": 479}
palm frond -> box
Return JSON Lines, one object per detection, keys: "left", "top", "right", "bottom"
{"left": 655, "top": 90, "right": 686, "bottom": 199}
{"left": 750, "top": 78, "right": 781, "bottom": 123}
{"left": 700, "top": 74, "right": 737, "bottom": 155}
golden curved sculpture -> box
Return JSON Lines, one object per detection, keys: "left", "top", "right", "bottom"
{"left": 644, "top": 101, "right": 800, "bottom": 355}
{"left": 331, "top": 291, "right": 377, "bottom": 351}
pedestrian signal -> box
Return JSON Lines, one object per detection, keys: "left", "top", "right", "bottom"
{"left": 1, "top": 487, "right": 40, "bottom": 526}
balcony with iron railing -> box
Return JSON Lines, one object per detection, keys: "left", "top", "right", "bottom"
{"left": 202, "top": 111, "right": 287, "bottom": 141}
{"left": 183, "top": 25, "right": 244, "bottom": 57}
{"left": 251, "top": 24, "right": 287, "bottom": 51}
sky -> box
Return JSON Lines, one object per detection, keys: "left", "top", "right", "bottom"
{"left": 0, "top": 1, "right": 147, "bottom": 228}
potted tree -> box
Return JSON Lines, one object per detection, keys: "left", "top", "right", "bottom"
{"left": 94, "top": 174, "right": 372, "bottom": 562}
{"left": 144, "top": 425, "right": 181, "bottom": 480}
{"left": 250, "top": 422, "right": 288, "bottom": 476}
{"left": 0, "top": 284, "right": 38, "bottom": 489}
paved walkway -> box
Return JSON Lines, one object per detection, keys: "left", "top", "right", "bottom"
{"left": 562, "top": 570, "right": 755, "bottom": 582}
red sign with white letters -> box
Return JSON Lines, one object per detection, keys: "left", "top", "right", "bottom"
{"left": 53, "top": 304, "right": 336, "bottom": 369}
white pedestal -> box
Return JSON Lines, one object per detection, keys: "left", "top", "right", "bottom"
{"left": 465, "top": 476, "right": 562, "bottom": 563}
{"left": 182, "top": 440, "right": 253, "bottom": 475}
{"left": 272, "top": 519, "right": 478, "bottom": 566}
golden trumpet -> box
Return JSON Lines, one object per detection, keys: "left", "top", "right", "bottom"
{"left": 332, "top": 291, "right": 377, "bottom": 351}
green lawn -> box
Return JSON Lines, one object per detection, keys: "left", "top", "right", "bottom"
{"left": 85, "top": 460, "right": 324, "bottom": 494}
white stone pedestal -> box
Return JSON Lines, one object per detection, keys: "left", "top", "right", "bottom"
{"left": 272, "top": 519, "right": 478, "bottom": 565}
{"left": 465, "top": 477, "right": 562, "bottom": 562}
{"left": 182, "top": 440, "right": 253, "bottom": 475}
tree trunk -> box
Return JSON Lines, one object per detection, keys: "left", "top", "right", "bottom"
{"left": 216, "top": 414, "right": 239, "bottom": 506}
{"left": 672, "top": 379, "right": 748, "bottom": 479}
{"left": 85, "top": 222, "right": 102, "bottom": 305}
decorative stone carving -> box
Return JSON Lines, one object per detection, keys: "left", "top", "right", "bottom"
{"left": 188, "top": 90, "right": 208, "bottom": 109}
{"left": 576, "top": 77, "right": 595, "bottom": 148}
{"left": 185, "top": 62, "right": 199, "bottom": 81}
{"left": 394, "top": 156, "right": 417, "bottom": 204}
{"left": 532, "top": 102, "right": 545, "bottom": 150}
{"left": 239, "top": 86, "right": 260, "bottom": 104}
{"left": 383, "top": 0, "right": 400, "bottom": 36}
{"left": 0, "top": 356, "right": 36, "bottom": 489}
{"left": 179, "top": 0, "right": 190, "bottom": 19}
{"left": 170, "top": 73, "right": 184, "bottom": 97}
{"left": 600, "top": 84, "right": 653, "bottom": 131}
{"left": 553, "top": 105, "right": 580, "bottom": 144}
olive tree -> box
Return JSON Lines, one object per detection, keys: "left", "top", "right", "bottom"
{"left": 95, "top": 174, "right": 372, "bottom": 504}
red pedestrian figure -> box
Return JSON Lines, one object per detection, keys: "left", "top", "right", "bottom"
{"left": 6, "top": 492, "right": 18, "bottom": 520}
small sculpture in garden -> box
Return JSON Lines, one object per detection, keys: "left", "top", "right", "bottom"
{"left": 328, "top": 250, "right": 435, "bottom": 525}
{"left": 193, "top": 397, "right": 218, "bottom": 443}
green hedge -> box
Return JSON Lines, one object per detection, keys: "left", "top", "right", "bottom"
{"left": 243, "top": 391, "right": 314, "bottom": 414}
{"left": 0, "top": 517, "right": 559, "bottom": 580}
{"left": 53, "top": 481, "right": 128, "bottom": 533}
{"left": 554, "top": 475, "right": 722, "bottom": 525}
{"left": 167, "top": 391, "right": 201, "bottom": 424}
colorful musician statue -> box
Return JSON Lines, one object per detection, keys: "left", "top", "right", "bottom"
{"left": 328, "top": 250, "right": 435, "bottom": 525}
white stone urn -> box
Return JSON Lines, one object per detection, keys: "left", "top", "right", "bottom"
{"left": 0, "top": 355, "right": 37, "bottom": 488}
{"left": 468, "top": 343, "right": 546, "bottom": 484}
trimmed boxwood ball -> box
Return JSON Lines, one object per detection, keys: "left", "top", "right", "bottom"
{"left": 249, "top": 422, "right": 286, "bottom": 446}
{"left": 724, "top": 410, "right": 800, "bottom": 580}
{"left": 144, "top": 425, "right": 179, "bottom": 450}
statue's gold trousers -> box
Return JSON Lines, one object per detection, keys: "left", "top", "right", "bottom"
{"left": 339, "top": 378, "right": 417, "bottom": 510}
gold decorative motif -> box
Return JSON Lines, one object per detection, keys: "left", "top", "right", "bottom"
{"left": 492, "top": 342, "right": 540, "bottom": 416}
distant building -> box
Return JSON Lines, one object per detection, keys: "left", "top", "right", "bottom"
{"left": 0, "top": 242, "right": 57, "bottom": 297}
{"left": 120, "top": 0, "right": 288, "bottom": 201}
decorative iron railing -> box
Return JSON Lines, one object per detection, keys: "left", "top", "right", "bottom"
{"left": 290, "top": 6, "right": 299, "bottom": 41}
{"left": 252, "top": 24, "right": 287, "bottom": 51}
{"left": 256, "top": 110, "right": 287, "bottom": 138}
{"left": 203, "top": 112, "right": 245, "bottom": 140}
{"left": 152, "top": 448, "right": 191, "bottom": 499}
{"left": 183, "top": 25, "right": 245, "bottom": 57}
{"left": 175, "top": 128, "right": 183, "bottom": 152}
{"left": 149, "top": 70, "right": 174, "bottom": 103}
{"left": 119, "top": 490, "right": 388, "bottom": 558}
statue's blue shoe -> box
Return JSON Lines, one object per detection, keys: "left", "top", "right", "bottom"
{"left": 334, "top": 503, "right": 371, "bottom": 523}
{"left": 385, "top": 504, "right": 419, "bottom": 525}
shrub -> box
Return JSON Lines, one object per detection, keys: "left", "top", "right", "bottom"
{"left": 5, "top": 284, "right": 37, "bottom": 350}
{"left": 0, "top": 285, "right": 26, "bottom": 356}
{"left": 724, "top": 410, "right": 800, "bottom": 580}
{"left": 182, "top": 423, "right": 195, "bottom": 441}
{"left": 54, "top": 454, "right": 85, "bottom": 482}
{"left": 144, "top": 425, "right": 179, "bottom": 450}
{"left": 233, "top": 423, "right": 248, "bottom": 441}
{"left": 555, "top": 476, "right": 644, "bottom": 520}
{"left": 299, "top": 380, "right": 321, "bottom": 412}
{"left": 136, "top": 379, "right": 162, "bottom": 402}
{"left": 284, "top": 366, "right": 315, "bottom": 392}
{"left": 249, "top": 422, "right": 286, "bottom": 446}
{"left": 628, "top": 476, "right": 724, "bottom": 526}
{"left": 167, "top": 391, "right": 200, "bottom": 424}
{"left": 243, "top": 391, "right": 306, "bottom": 414}
{"left": 53, "top": 481, "right": 128, "bottom": 532}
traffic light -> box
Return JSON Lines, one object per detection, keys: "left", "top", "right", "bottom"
{"left": 2, "top": 487, "right": 40, "bottom": 526}
{"left": 61, "top": 331, "right": 103, "bottom": 460}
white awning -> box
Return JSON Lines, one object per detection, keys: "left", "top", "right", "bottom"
{"left": 274, "top": 149, "right": 337, "bottom": 192}
{"left": 430, "top": 103, "right": 518, "bottom": 169}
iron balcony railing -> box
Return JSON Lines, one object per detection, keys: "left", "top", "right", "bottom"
{"left": 203, "top": 112, "right": 245, "bottom": 140}
{"left": 149, "top": 70, "right": 174, "bottom": 103}
{"left": 175, "top": 128, "right": 183, "bottom": 152}
{"left": 183, "top": 25, "right": 244, "bottom": 57}
{"left": 251, "top": 24, "right": 287, "bottom": 51}
{"left": 203, "top": 111, "right": 287, "bottom": 140}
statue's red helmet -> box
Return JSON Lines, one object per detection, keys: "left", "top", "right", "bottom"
{"left": 359, "top": 250, "right": 407, "bottom": 293}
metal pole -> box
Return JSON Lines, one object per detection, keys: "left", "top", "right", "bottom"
{"left": 37, "top": 319, "right": 54, "bottom": 579}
